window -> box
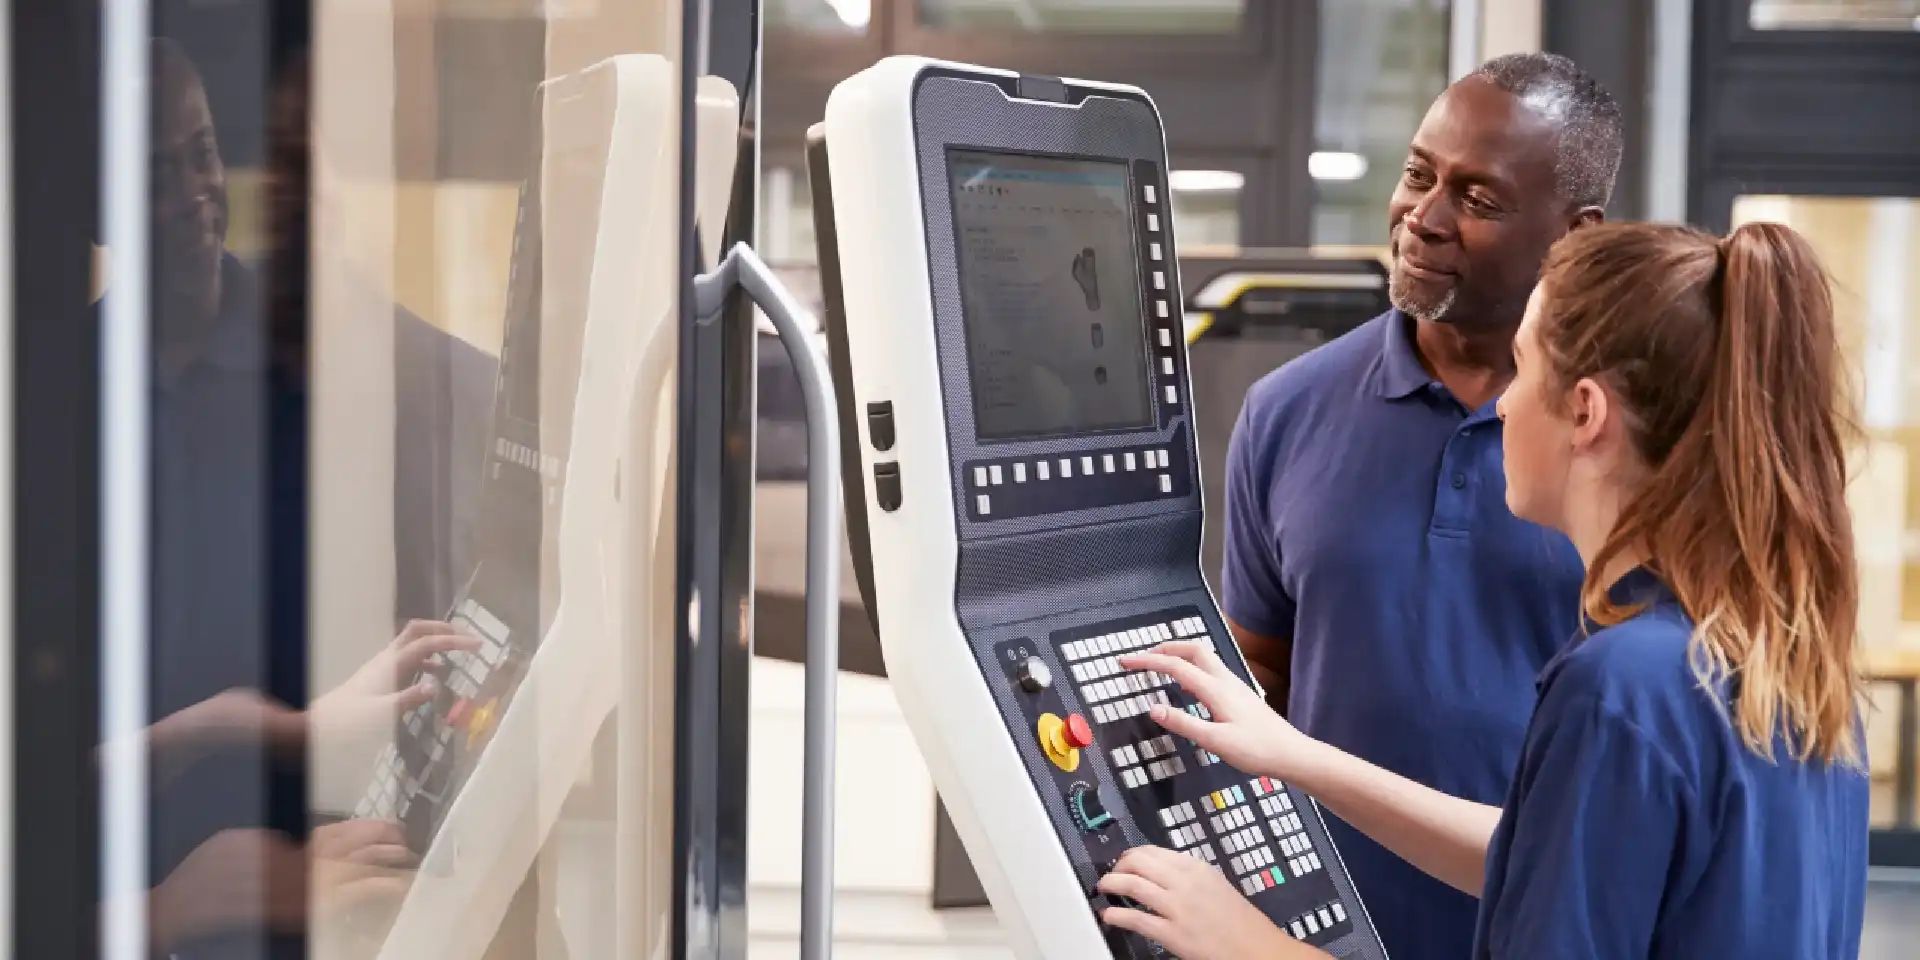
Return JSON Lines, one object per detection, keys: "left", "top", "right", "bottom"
{"left": 1732, "top": 194, "right": 1920, "bottom": 836}
{"left": 1168, "top": 169, "right": 1243, "bottom": 250}
{"left": 917, "top": 0, "right": 1242, "bottom": 33}
{"left": 1309, "top": 0, "right": 1451, "bottom": 248}
{"left": 768, "top": 0, "right": 874, "bottom": 33}
{"left": 1749, "top": 0, "right": 1920, "bottom": 30}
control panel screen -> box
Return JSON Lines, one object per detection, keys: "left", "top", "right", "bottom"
{"left": 948, "top": 149, "right": 1153, "bottom": 441}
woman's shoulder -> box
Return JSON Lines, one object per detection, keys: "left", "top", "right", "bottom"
{"left": 1538, "top": 599, "right": 1717, "bottom": 748}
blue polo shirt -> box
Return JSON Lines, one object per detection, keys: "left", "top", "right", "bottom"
{"left": 1476, "top": 568, "right": 1869, "bottom": 958}
{"left": 1221, "top": 309, "right": 1584, "bottom": 960}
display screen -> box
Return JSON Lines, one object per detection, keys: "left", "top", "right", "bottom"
{"left": 949, "top": 150, "right": 1153, "bottom": 441}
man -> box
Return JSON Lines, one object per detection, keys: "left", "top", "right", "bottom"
{"left": 1220, "top": 53, "right": 1623, "bottom": 960}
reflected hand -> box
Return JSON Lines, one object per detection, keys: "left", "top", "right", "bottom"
{"left": 1097, "top": 846, "right": 1320, "bottom": 960}
{"left": 1119, "top": 641, "right": 1326, "bottom": 786}
{"left": 312, "top": 620, "right": 479, "bottom": 743}
{"left": 149, "top": 824, "right": 413, "bottom": 949}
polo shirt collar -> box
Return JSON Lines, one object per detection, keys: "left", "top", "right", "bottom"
{"left": 1538, "top": 565, "right": 1676, "bottom": 692}
{"left": 1370, "top": 309, "right": 1431, "bottom": 400}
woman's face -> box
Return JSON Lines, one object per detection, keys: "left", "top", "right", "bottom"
{"left": 1496, "top": 285, "right": 1577, "bottom": 531}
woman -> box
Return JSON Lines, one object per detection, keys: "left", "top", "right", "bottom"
{"left": 1098, "top": 220, "right": 1870, "bottom": 958}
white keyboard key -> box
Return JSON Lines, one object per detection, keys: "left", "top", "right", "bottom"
{"left": 1013, "top": 462, "right": 1026, "bottom": 483}
{"left": 974, "top": 466, "right": 988, "bottom": 487}
{"left": 1160, "top": 474, "right": 1173, "bottom": 493}
{"left": 1103, "top": 454, "right": 1116, "bottom": 473}
{"left": 976, "top": 494, "right": 991, "bottom": 515}
{"left": 1060, "top": 458, "right": 1073, "bottom": 478}
{"left": 1037, "top": 460, "right": 1051, "bottom": 480}
{"left": 989, "top": 465, "right": 1003, "bottom": 485}
{"left": 1082, "top": 456, "right": 1095, "bottom": 474}
{"left": 1159, "top": 328, "right": 1173, "bottom": 346}
{"left": 1125, "top": 451, "right": 1138, "bottom": 470}
{"left": 1332, "top": 903, "right": 1346, "bottom": 923}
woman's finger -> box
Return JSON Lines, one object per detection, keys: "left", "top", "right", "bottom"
{"left": 388, "top": 677, "right": 439, "bottom": 715}
{"left": 1096, "top": 869, "right": 1171, "bottom": 915}
{"left": 1099, "top": 905, "right": 1175, "bottom": 945}
{"left": 1144, "top": 703, "right": 1214, "bottom": 743}
{"left": 395, "top": 632, "right": 481, "bottom": 668}
{"left": 1120, "top": 651, "right": 1223, "bottom": 703}
{"left": 336, "top": 842, "right": 418, "bottom": 870}
{"left": 393, "top": 620, "right": 458, "bottom": 648}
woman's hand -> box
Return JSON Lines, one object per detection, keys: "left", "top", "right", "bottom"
{"left": 1120, "top": 640, "right": 1329, "bottom": 788}
{"left": 311, "top": 620, "right": 480, "bottom": 746}
{"left": 1097, "top": 846, "right": 1324, "bottom": 960}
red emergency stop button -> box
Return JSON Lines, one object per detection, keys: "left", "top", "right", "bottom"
{"left": 1064, "top": 713, "right": 1095, "bottom": 749}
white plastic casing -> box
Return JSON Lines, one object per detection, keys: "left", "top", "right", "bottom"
{"left": 823, "top": 56, "right": 1161, "bottom": 960}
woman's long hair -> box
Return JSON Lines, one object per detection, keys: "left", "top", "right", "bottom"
{"left": 1536, "top": 220, "right": 1862, "bottom": 766}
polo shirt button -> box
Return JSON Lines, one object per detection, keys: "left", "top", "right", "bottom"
{"left": 1451, "top": 472, "right": 1467, "bottom": 489}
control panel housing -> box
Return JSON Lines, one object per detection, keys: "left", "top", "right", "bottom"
{"left": 812, "top": 57, "right": 1387, "bottom": 959}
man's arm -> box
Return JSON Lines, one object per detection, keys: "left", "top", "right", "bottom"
{"left": 1227, "top": 618, "right": 1291, "bottom": 716}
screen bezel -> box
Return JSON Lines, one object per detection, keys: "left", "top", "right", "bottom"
{"left": 944, "top": 146, "right": 1156, "bottom": 444}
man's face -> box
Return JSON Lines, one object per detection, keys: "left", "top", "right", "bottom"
{"left": 1386, "top": 77, "right": 1569, "bottom": 330}
{"left": 152, "top": 69, "right": 228, "bottom": 315}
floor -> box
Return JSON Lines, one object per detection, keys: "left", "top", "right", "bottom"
{"left": 1865, "top": 872, "right": 1920, "bottom": 959}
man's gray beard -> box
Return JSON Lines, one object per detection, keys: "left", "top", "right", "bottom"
{"left": 1388, "top": 267, "right": 1458, "bottom": 323}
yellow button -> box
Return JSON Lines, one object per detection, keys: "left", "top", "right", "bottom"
{"left": 1212, "top": 791, "right": 1226, "bottom": 809}
{"left": 1037, "top": 713, "right": 1080, "bottom": 773}
{"left": 466, "top": 699, "right": 499, "bottom": 748}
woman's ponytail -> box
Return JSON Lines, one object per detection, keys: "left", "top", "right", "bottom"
{"left": 1539, "top": 220, "right": 1863, "bottom": 766}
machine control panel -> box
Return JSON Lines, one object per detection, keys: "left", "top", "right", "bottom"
{"left": 812, "top": 57, "right": 1386, "bottom": 960}
{"left": 991, "top": 606, "right": 1360, "bottom": 953}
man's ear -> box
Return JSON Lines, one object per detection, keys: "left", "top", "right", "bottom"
{"left": 1567, "top": 205, "right": 1606, "bottom": 231}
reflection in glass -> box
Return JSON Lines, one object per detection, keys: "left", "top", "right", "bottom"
{"left": 1750, "top": 0, "right": 1920, "bottom": 31}
{"left": 1310, "top": 0, "right": 1451, "bottom": 247}
{"left": 918, "top": 0, "right": 1242, "bottom": 33}
{"left": 1731, "top": 195, "right": 1920, "bottom": 836}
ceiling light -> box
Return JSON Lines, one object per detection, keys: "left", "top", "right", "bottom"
{"left": 1167, "top": 170, "right": 1245, "bottom": 193}
{"left": 1309, "top": 151, "right": 1368, "bottom": 182}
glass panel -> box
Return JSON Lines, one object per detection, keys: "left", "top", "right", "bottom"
{"left": 918, "top": 0, "right": 1243, "bottom": 34}
{"left": 1310, "top": 0, "right": 1452, "bottom": 249}
{"left": 1168, "top": 170, "right": 1242, "bottom": 250}
{"left": 769, "top": 0, "right": 874, "bottom": 33}
{"left": 129, "top": 0, "right": 699, "bottom": 955}
{"left": 1731, "top": 195, "right": 1920, "bottom": 843}
{"left": 1750, "top": 0, "right": 1920, "bottom": 31}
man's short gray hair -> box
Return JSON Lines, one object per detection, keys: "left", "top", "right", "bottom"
{"left": 1472, "top": 52, "right": 1624, "bottom": 210}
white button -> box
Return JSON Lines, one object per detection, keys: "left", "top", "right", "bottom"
{"left": 1037, "top": 460, "right": 1051, "bottom": 480}
{"left": 1157, "top": 300, "right": 1169, "bottom": 318}
{"left": 1317, "top": 908, "right": 1334, "bottom": 928}
{"left": 1082, "top": 456, "right": 1095, "bottom": 474}
{"left": 976, "top": 494, "right": 991, "bottom": 515}
{"left": 1332, "top": 903, "right": 1346, "bottom": 923}
{"left": 1059, "top": 458, "right": 1073, "bottom": 478}
{"left": 1309, "top": 852, "right": 1322, "bottom": 870}
{"left": 1159, "top": 328, "right": 1172, "bottom": 346}
{"left": 989, "top": 465, "right": 1003, "bottom": 485}
{"left": 1161, "top": 357, "right": 1175, "bottom": 375}
{"left": 1124, "top": 746, "right": 1140, "bottom": 764}
{"left": 1171, "top": 755, "right": 1187, "bottom": 774}
{"left": 973, "top": 466, "right": 988, "bottom": 486}
{"left": 1148, "top": 213, "right": 1160, "bottom": 231}
{"left": 1304, "top": 914, "right": 1320, "bottom": 935}
{"left": 1102, "top": 454, "right": 1116, "bottom": 473}
{"left": 1144, "top": 184, "right": 1157, "bottom": 203}
{"left": 1156, "top": 623, "right": 1172, "bottom": 640}
{"left": 1159, "top": 474, "right": 1173, "bottom": 493}
{"left": 1153, "top": 271, "right": 1166, "bottom": 290}
{"left": 1013, "top": 462, "right": 1026, "bottom": 483}
{"left": 1159, "top": 809, "right": 1175, "bottom": 827}
{"left": 1124, "top": 452, "right": 1137, "bottom": 471}
{"left": 1150, "top": 242, "right": 1163, "bottom": 260}
{"left": 1290, "top": 921, "right": 1306, "bottom": 939}
{"left": 1240, "top": 877, "right": 1255, "bottom": 895}
{"left": 1230, "top": 855, "right": 1246, "bottom": 874}
{"left": 1165, "top": 385, "right": 1179, "bottom": 404}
